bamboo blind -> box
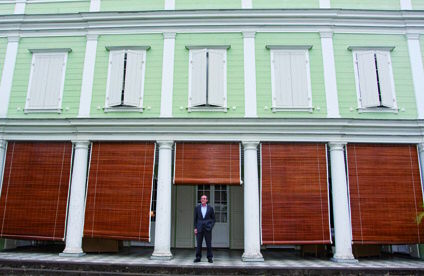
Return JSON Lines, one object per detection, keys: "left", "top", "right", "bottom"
{"left": 261, "top": 143, "right": 331, "bottom": 244}
{"left": 84, "top": 142, "right": 155, "bottom": 241}
{"left": 0, "top": 141, "right": 72, "bottom": 240}
{"left": 347, "top": 144, "right": 424, "bottom": 244}
{"left": 174, "top": 142, "right": 241, "bottom": 185}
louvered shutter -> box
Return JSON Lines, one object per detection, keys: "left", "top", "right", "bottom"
{"left": 291, "top": 51, "right": 310, "bottom": 107}
{"left": 123, "top": 50, "right": 144, "bottom": 107}
{"left": 190, "top": 49, "right": 207, "bottom": 107}
{"left": 356, "top": 51, "right": 380, "bottom": 108}
{"left": 28, "top": 55, "right": 50, "bottom": 109}
{"left": 208, "top": 49, "right": 226, "bottom": 107}
{"left": 376, "top": 52, "right": 395, "bottom": 108}
{"left": 44, "top": 54, "right": 65, "bottom": 109}
{"left": 273, "top": 51, "right": 292, "bottom": 107}
{"left": 107, "top": 50, "right": 125, "bottom": 107}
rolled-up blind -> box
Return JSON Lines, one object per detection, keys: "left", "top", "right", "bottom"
{"left": 174, "top": 142, "right": 241, "bottom": 185}
{"left": 0, "top": 141, "right": 72, "bottom": 241}
{"left": 84, "top": 142, "right": 155, "bottom": 241}
{"left": 261, "top": 143, "right": 331, "bottom": 244}
{"left": 347, "top": 144, "right": 424, "bottom": 244}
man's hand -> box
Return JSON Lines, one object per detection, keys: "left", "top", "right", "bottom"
{"left": 194, "top": 228, "right": 198, "bottom": 235}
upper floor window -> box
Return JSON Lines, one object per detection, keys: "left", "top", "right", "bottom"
{"left": 268, "top": 46, "right": 313, "bottom": 112}
{"left": 25, "top": 49, "right": 70, "bottom": 113}
{"left": 187, "top": 46, "right": 228, "bottom": 112}
{"left": 105, "top": 47, "right": 148, "bottom": 111}
{"left": 351, "top": 47, "right": 397, "bottom": 111}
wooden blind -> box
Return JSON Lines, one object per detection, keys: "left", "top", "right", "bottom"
{"left": 84, "top": 142, "right": 155, "bottom": 241}
{"left": 174, "top": 142, "right": 241, "bottom": 185}
{"left": 261, "top": 143, "right": 331, "bottom": 244}
{"left": 347, "top": 144, "right": 424, "bottom": 244}
{"left": 0, "top": 141, "right": 72, "bottom": 241}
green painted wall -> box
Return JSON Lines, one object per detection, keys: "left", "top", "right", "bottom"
{"left": 0, "top": 4, "right": 15, "bottom": 14}
{"left": 412, "top": 0, "right": 424, "bottom": 9}
{"left": 8, "top": 37, "right": 86, "bottom": 118}
{"left": 0, "top": 38, "right": 8, "bottom": 83}
{"left": 173, "top": 33, "right": 244, "bottom": 118}
{"left": 90, "top": 34, "right": 163, "bottom": 118}
{"left": 330, "top": 0, "right": 400, "bottom": 10}
{"left": 176, "top": 0, "right": 240, "bottom": 9}
{"left": 100, "top": 0, "right": 164, "bottom": 11}
{"left": 253, "top": 0, "right": 319, "bottom": 9}
{"left": 255, "top": 33, "right": 326, "bottom": 118}
{"left": 25, "top": 1, "right": 90, "bottom": 14}
{"left": 333, "top": 34, "right": 417, "bottom": 119}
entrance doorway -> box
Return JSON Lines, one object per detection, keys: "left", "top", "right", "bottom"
{"left": 197, "top": 185, "right": 229, "bottom": 248}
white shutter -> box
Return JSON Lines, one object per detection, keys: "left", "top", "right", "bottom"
{"left": 43, "top": 54, "right": 65, "bottom": 109}
{"left": 28, "top": 55, "right": 50, "bottom": 108}
{"left": 356, "top": 51, "right": 380, "bottom": 108}
{"left": 376, "top": 51, "right": 395, "bottom": 108}
{"left": 207, "top": 49, "right": 226, "bottom": 107}
{"left": 123, "top": 50, "right": 144, "bottom": 107}
{"left": 290, "top": 51, "right": 309, "bottom": 107}
{"left": 190, "top": 49, "right": 207, "bottom": 107}
{"left": 273, "top": 51, "right": 292, "bottom": 107}
{"left": 107, "top": 50, "right": 125, "bottom": 107}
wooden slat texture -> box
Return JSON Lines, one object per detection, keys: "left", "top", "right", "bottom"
{"left": 261, "top": 143, "right": 331, "bottom": 245}
{"left": 174, "top": 142, "right": 241, "bottom": 185}
{"left": 0, "top": 142, "right": 72, "bottom": 241}
{"left": 347, "top": 144, "right": 424, "bottom": 244}
{"left": 84, "top": 142, "right": 155, "bottom": 241}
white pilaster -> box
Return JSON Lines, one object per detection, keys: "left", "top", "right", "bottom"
{"left": 165, "top": 0, "right": 175, "bottom": 10}
{"left": 418, "top": 144, "right": 424, "bottom": 185}
{"left": 78, "top": 34, "right": 98, "bottom": 118}
{"left": 319, "top": 0, "right": 331, "bottom": 8}
{"left": 14, "top": 0, "right": 26, "bottom": 14}
{"left": 0, "top": 140, "right": 7, "bottom": 186}
{"left": 320, "top": 32, "right": 340, "bottom": 118}
{"left": 329, "top": 143, "right": 357, "bottom": 263}
{"left": 243, "top": 32, "right": 257, "bottom": 118}
{"left": 406, "top": 34, "right": 424, "bottom": 119}
{"left": 400, "top": 0, "right": 412, "bottom": 10}
{"left": 61, "top": 141, "right": 90, "bottom": 257}
{"left": 0, "top": 36, "right": 20, "bottom": 118}
{"left": 160, "top": 33, "right": 176, "bottom": 118}
{"left": 151, "top": 141, "right": 173, "bottom": 260}
{"left": 89, "top": 0, "right": 100, "bottom": 12}
{"left": 242, "top": 0, "right": 252, "bottom": 9}
{"left": 242, "top": 141, "right": 263, "bottom": 262}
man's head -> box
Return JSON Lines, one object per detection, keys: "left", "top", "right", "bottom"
{"left": 201, "top": 194, "right": 208, "bottom": 206}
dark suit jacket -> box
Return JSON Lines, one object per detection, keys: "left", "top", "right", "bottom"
{"left": 194, "top": 204, "right": 215, "bottom": 233}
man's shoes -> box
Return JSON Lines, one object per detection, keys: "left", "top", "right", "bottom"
{"left": 208, "top": 258, "right": 213, "bottom": 263}
{"left": 194, "top": 258, "right": 201, "bottom": 263}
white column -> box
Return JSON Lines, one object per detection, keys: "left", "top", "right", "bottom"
{"left": 320, "top": 32, "right": 340, "bottom": 118}
{"left": 60, "top": 141, "right": 90, "bottom": 257}
{"left": 151, "top": 141, "right": 173, "bottom": 260}
{"left": 406, "top": 34, "right": 424, "bottom": 119}
{"left": 165, "top": 0, "right": 175, "bottom": 10}
{"left": 319, "top": 0, "right": 331, "bottom": 8}
{"left": 242, "top": 141, "right": 263, "bottom": 262}
{"left": 241, "top": 0, "right": 252, "bottom": 8}
{"left": 160, "top": 33, "right": 176, "bottom": 118}
{"left": 78, "top": 34, "right": 98, "bottom": 118}
{"left": 400, "top": 0, "right": 412, "bottom": 10}
{"left": 329, "top": 143, "right": 357, "bottom": 263}
{"left": 14, "top": 0, "right": 26, "bottom": 14}
{"left": 243, "top": 32, "right": 257, "bottom": 118}
{"left": 0, "top": 36, "right": 19, "bottom": 118}
{"left": 0, "top": 140, "right": 6, "bottom": 185}
{"left": 89, "top": 0, "right": 100, "bottom": 11}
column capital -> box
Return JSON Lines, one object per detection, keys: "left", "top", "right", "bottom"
{"left": 418, "top": 143, "right": 424, "bottom": 153}
{"left": 0, "top": 140, "right": 6, "bottom": 150}
{"left": 242, "top": 141, "right": 259, "bottom": 150}
{"left": 7, "top": 36, "right": 20, "bottom": 43}
{"left": 72, "top": 140, "right": 90, "bottom": 149}
{"left": 86, "top": 34, "right": 99, "bottom": 41}
{"left": 157, "top": 140, "right": 174, "bottom": 149}
{"left": 320, "top": 31, "right": 333, "bottom": 39}
{"left": 328, "top": 142, "right": 346, "bottom": 152}
{"left": 163, "top": 32, "right": 176, "bottom": 39}
{"left": 15, "top": 0, "right": 27, "bottom": 3}
{"left": 406, "top": 33, "right": 420, "bottom": 40}
{"left": 243, "top": 31, "right": 256, "bottom": 39}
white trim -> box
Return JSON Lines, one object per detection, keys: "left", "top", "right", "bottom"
{"left": 241, "top": 0, "right": 252, "bottom": 9}
{"left": 78, "top": 34, "right": 98, "bottom": 117}
{"left": 187, "top": 107, "right": 228, "bottom": 112}
{"left": 148, "top": 142, "right": 157, "bottom": 243}
{"left": 0, "top": 37, "right": 19, "bottom": 118}
{"left": 186, "top": 45, "right": 231, "bottom": 50}
{"left": 243, "top": 32, "right": 257, "bottom": 118}
{"left": 320, "top": 32, "right": 340, "bottom": 118}
{"left": 14, "top": 0, "right": 26, "bottom": 14}
{"left": 105, "top": 46, "right": 150, "bottom": 51}
{"left": 272, "top": 107, "right": 314, "bottom": 113}
{"left": 164, "top": 0, "right": 175, "bottom": 10}
{"left": 89, "top": 0, "right": 99, "bottom": 12}
{"left": 266, "top": 45, "right": 313, "bottom": 50}
{"left": 82, "top": 141, "right": 93, "bottom": 240}
{"left": 28, "top": 48, "right": 72, "bottom": 53}
{"left": 104, "top": 49, "right": 114, "bottom": 109}
{"left": 0, "top": 141, "right": 7, "bottom": 196}
{"left": 348, "top": 46, "right": 395, "bottom": 52}
{"left": 103, "top": 106, "right": 144, "bottom": 113}
{"left": 160, "top": 32, "right": 175, "bottom": 118}
{"left": 63, "top": 141, "right": 75, "bottom": 241}
{"left": 416, "top": 145, "right": 424, "bottom": 206}
{"left": 325, "top": 144, "right": 332, "bottom": 244}
{"left": 319, "top": 0, "right": 330, "bottom": 8}
{"left": 400, "top": 0, "right": 412, "bottom": 10}
{"left": 407, "top": 35, "right": 424, "bottom": 119}
{"left": 26, "top": 0, "right": 89, "bottom": 3}
{"left": 357, "top": 107, "right": 399, "bottom": 113}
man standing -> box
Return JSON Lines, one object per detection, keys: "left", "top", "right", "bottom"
{"left": 194, "top": 194, "right": 215, "bottom": 263}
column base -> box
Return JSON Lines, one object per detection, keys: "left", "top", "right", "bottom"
{"left": 331, "top": 256, "right": 358, "bottom": 263}
{"left": 60, "top": 248, "right": 86, "bottom": 257}
{"left": 242, "top": 252, "right": 264, "bottom": 262}
{"left": 151, "top": 251, "right": 173, "bottom": 260}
